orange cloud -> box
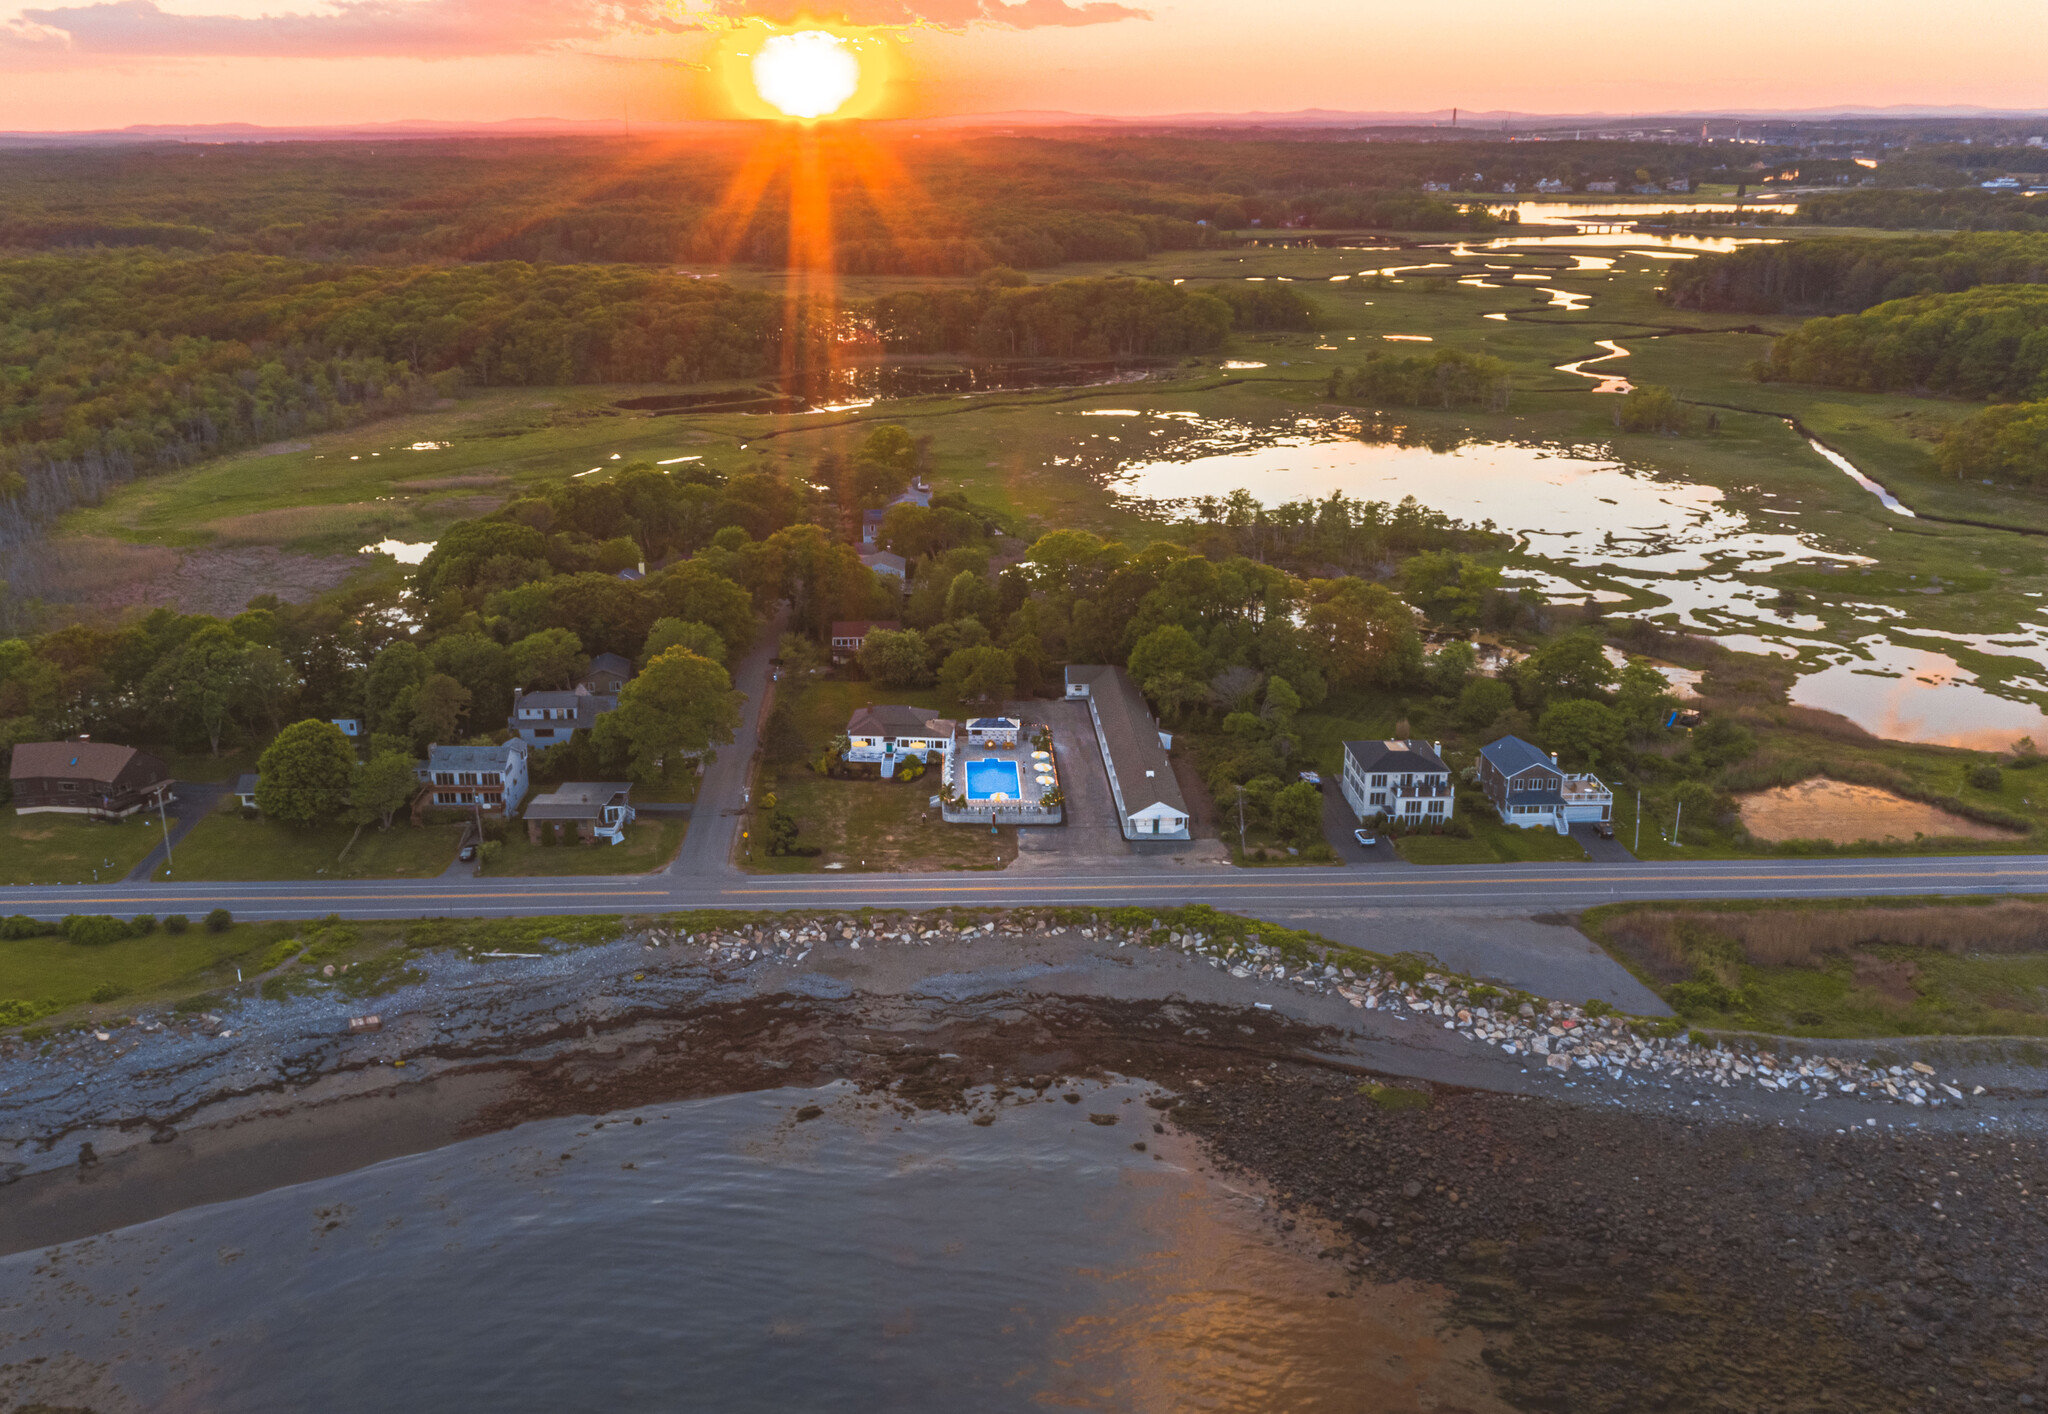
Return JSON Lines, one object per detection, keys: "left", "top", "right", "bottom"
{"left": 2, "top": 0, "right": 697, "bottom": 62}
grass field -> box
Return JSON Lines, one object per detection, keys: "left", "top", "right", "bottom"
{"left": 487, "top": 815, "right": 686, "bottom": 876}
{"left": 0, "top": 919, "right": 295, "bottom": 1020}
{"left": 0, "top": 812, "right": 162, "bottom": 886}
{"left": 160, "top": 809, "right": 465, "bottom": 881}
{"left": 1581, "top": 897, "right": 2048, "bottom": 1038}
{"left": 748, "top": 679, "right": 1017, "bottom": 872}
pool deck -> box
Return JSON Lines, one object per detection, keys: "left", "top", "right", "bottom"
{"left": 942, "top": 724, "right": 1063, "bottom": 826}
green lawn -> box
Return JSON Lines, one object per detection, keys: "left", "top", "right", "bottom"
{"left": 0, "top": 920, "right": 289, "bottom": 1018}
{"left": 160, "top": 809, "right": 464, "bottom": 881}
{"left": 1394, "top": 805, "right": 1589, "bottom": 864}
{"left": 749, "top": 678, "right": 1016, "bottom": 872}
{"left": 0, "top": 810, "right": 163, "bottom": 886}
{"left": 487, "top": 815, "right": 686, "bottom": 876}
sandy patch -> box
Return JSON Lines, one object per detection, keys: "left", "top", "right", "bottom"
{"left": 1739, "top": 777, "right": 2022, "bottom": 843}
{"left": 41, "top": 538, "right": 364, "bottom": 617}
{"left": 252, "top": 439, "right": 313, "bottom": 456}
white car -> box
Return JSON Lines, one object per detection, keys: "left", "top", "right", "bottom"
{"left": 1353, "top": 829, "right": 1377, "bottom": 847}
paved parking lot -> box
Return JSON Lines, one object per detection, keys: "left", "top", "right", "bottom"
{"left": 1012, "top": 699, "right": 1131, "bottom": 867}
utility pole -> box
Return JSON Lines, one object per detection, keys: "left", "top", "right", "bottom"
{"left": 158, "top": 789, "right": 174, "bottom": 876}
{"left": 1634, "top": 788, "right": 1641, "bottom": 853}
{"left": 1236, "top": 784, "right": 1247, "bottom": 856}
{"left": 1672, "top": 799, "right": 1683, "bottom": 846}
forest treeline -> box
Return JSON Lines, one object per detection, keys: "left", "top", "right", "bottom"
{"left": 1664, "top": 233, "right": 2048, "bottom": 314}
{"left": 1758, "top": 284, "right": 2048, "bottom": 399}
{"left": 0, "top": 252, "right": 1305, "bottom": 554}
{"left": 1793, "top": 189, "right": 2048, "bottom": 233}
{"left": 0, "top": 134, "right": 1776, "bottom": 273}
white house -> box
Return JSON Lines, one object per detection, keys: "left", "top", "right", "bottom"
{"left": 1477, "top": 735, "right": 1613, "bottom": 834}
{"left": 508, "top": 684, "right": 616, "bottom": 745}
{"left": 1341, "top": 739, "right": 1455, "bottom": 824}
{"left": 417, "top": 738, "right": 530, "bottom": 814}
{"left": 1065, "top": 666, "right": 1189, "bottom": 841}
{"left": 331, "top": 717, "right": 365, "bottom": 738}
{"left": 845, "top": 705, "right": 956, "bottom": 778}
{"left": 524, "top": 781, "right": 635, "bottom": 845}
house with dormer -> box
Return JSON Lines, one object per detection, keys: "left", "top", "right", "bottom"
{"left": 1341, "top": 739, "right": 1455, "bottom": 824}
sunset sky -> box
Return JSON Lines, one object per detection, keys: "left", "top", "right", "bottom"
{"left": 0, "top": 0, "right": 2043, "bottom": 131}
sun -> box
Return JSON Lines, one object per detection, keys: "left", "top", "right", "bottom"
{"left": 752, "top": 31, "right": 861, "bottom": 120}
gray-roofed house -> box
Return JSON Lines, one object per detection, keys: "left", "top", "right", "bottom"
{"left": 582, "top": 653, "right": 635, "bottom": 696}
{"left": 966, "top": 716, "right": 1020, "bottom": 748}
{"left": 508, "top": 684, "right": 617, "bottom": 744}
{"left": 860, "top": 549, "right": 907, "bottom": 581}
{"left": 417, "top": 738, "right": 530, "bottom": 814}
{"left": 232, "top": 773, "right": 261, "bottom": 812}
{"left": 1477, "top": 734, "right": 1613, "bottom": 834}
{"left": 524, "top": 781, "right": 635, "bottom": 845}
{"left": 1064, "top": 665, "right": 1189, "bottom": 840}
{"left": 8, "top": 741, "right": 173, "bottom": 821}
{"left": 845, "top": 705, "right": 956, "bottom": 778}
{"left": 1341, "top": 738, "right": 1455, "bottom": 825}
{"left": 860, "top": 478, "right": 933, "bottom": 544}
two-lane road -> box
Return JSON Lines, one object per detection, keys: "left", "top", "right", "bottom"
{"left": 6, "top": 853, "right": 2048, "bottom": 922}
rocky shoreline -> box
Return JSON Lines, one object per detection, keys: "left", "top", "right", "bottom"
{"left": 5, "top": 908, "right": 2048, "bottom": 1411}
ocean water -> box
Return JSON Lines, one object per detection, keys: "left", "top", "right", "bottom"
{"left": 0, "top": 1082, "right": 1498, "bottom": 1413}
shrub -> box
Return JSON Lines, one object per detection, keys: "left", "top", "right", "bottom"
{"left": 64, "top": 915, "right": 133, "bottom": 948}
{"left": 1613, "top": 384, "right": 1694, "bottom": 435}
{"left": 130, "top": 914, "right": 158, "bottom": 936}
{"left": 0, "top": 998, "right": 57, "bottom": 1026}
{"left": 1969, "top": 762, "right": 2004, "bottom": 792}
{"left": 163, "top": 914, "right": 190, "bottom": 934}
{"left": 204, "top": 908, "right": 233, "bottom": 933}
{"left": 89, "top": 982, "right": 126, "bottom": 1004}
{"left": 0, "top": 915, "right": 59, "bottom": 940}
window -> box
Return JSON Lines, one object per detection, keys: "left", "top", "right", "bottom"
{"left": 1428, "top": 800, "right": 1446, "bottom": 815}
{"left": 483, "top": 773, "right": 502, "bottom": 786}
{"left": 1369, "top": 792, "right": 1385, "bottom": 805}
{"left": 436, "top": 791, "right": 458, "bottom": 805}
{"left": 434, "top": 772, "right": 456, "bottom": 786}
{"left": 1404, "top": 800, "right": 1421, "bottom": 814}
{"left": 59, "top": 781, "right": 79, "bottom": 791}
{"left": 1371, "top": 774, "right": 1387, "bottom": 787}
{"left": 458, "top": 772, "right": 479, "bottom": 786}
{"left": 534, "top": 728, "right": 555, "bottom": 739}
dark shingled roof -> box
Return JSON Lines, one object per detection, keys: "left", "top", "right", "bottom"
{"left": 1342, "top": 739, "right": 1449, "bottom": 775}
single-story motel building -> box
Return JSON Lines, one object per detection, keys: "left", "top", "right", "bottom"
{"left": 1065, "top": 665, "right": 1190, "bottom": 840}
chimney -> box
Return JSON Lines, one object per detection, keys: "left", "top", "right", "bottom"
{"left": 1433, "top": 740, "right": 1441, "bottom": 757}
{"left": 1551, "top": 751, "right": 1559, "bottom": 766}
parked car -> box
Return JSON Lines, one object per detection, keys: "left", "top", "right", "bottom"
{"left": 1298, "top": 771, "right": 1323, "bottom": 788}
{"left": 1353, "top": 828, "right": 1377, "bottom": 847}
{"left": 1594, "top": 820, "right": 1616, "bottom": 839}
{"left": 459, "top": 843, "right": 477, "bottom": 862}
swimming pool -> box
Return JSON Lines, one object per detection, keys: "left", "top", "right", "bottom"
{"left": 963, "top": 758, "right": 1022, "bottom": 801}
